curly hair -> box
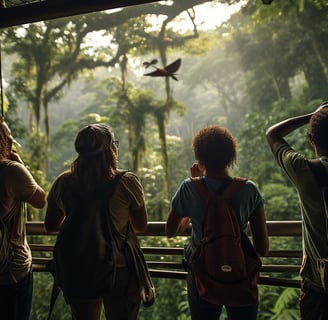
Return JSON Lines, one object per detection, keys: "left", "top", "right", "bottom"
{"left": 309, "top": 107, "right": 328, "bottom": 153}
{"left": 192, "top": 125, "right": 237, "bottom": 171}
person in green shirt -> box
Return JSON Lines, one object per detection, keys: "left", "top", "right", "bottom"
{"left": 266, "top": 102, "right": 328, "bottom": 320}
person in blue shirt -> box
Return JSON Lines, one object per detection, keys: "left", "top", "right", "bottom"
{"left": 166, "top": 124, "right": 269, "bottom": 320}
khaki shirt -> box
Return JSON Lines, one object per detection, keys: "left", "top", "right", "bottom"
{"left": 47, "top": 170, "right": 145, "bottom": 236}
{"left": 0, "top": 160, "right": 38, "bottom": 284}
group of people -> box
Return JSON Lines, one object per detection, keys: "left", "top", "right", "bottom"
{"left": 0, "top": 102, "right": 327, "bottom": 320}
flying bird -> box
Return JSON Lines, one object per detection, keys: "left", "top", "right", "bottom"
{"left": 143, "top": 59, "right": 158, "bottom": 69}
{"left": 143, "top": 58, "right": 181, "bottom": 81}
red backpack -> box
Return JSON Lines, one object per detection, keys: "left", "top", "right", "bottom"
{"left": 190, "top": 176, "right": 262, "bottom": 306}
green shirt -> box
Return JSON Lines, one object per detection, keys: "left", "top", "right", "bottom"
{"left": 274, "top": 142, "right": 328, "bottom": 291}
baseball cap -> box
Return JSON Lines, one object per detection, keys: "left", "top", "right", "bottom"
{"left": 74, "top": 123, "right": 114, "bottom": 156}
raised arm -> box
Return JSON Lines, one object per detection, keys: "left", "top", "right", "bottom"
{"left": 265, "top": 113, "right": 312, "bottom": 154}
{"left": 265, "top": 102, "right": 328, "bottom": 153}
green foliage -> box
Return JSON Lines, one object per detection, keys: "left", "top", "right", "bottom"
{"left": 138, "top": 236, "right": 189, "bottom": 320}
{"left": 2, "top": 89, "right": 27, "bottom": 139}
{"left": 182, "top": 30, "right": 218, "bottom": 55}
{"left": 5, "top": 1, "right": 328, "bottom": 318}
{"left": 31, "top": 272, "right": 71, "bottom": 320}
{"left": 237, "top": 111, "right": 274, "bottom": 185}
{"left": 167, "top": 135, "right": 193, "bottom": 195}
{"left": 141, "top": 164, "right": 168, "bottom": 221}
{"left": 271, "top": 287, "right": 300, "bottom": 320}
{"left": 257, "top": 285, "right": 281, "bottom": 319}
{"left": 262, "top": 183, "right": 300, "bottom": 220}
{"left": 138, "top": 278, "right": 188, "bottom": 320}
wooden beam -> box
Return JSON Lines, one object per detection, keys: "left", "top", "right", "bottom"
{"left": 0, "top": 0, "right": 159, "bottom": 28}
{"left": 26, "top": 220, "right": 303, "bottom": 237}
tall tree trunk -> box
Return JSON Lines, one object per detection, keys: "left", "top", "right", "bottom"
{"left": 155, "top": 111, "right": 169, "bottom": 220}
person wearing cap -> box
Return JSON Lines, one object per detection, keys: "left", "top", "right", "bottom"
{"left": 266, "top": 103, "right": 328, "bottom": 319}
{"left": 0, "top": 116, "right": 46, "bottom": 320}
{"left": 45, "top": 123, "right": 149, "bottom": 319}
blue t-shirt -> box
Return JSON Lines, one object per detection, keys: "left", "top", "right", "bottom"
{"left": 171, "top": 176, "right": 264, "bottom": 260}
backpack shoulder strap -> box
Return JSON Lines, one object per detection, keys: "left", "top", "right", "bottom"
{"left": 223, "top": 177, "right": 247, "bottom": 201}
{"left": 103, "top": 170, "right": 127, "bottom": 199}
{"left": 101, "top": 170, "right": 127, "bottom": 236}
{"left": 191, "top": 176, "right": 233, "bottom": 202}
{"left": 191, "top": 176, "right": 247, "bottom": 201}
{"left": 191, "top": 177, "right": 211, "bottom": 201}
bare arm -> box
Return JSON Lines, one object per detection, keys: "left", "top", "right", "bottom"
{"left": 166, "top": 209, "right": 190, "bottom": 238}
{"left": 266, "top": 103, "right": 328, "bottom": 155}
{"left": 8, "top": 150, "right": 46, "bottom": 208}
{"left": 266, "top": 113, "right": 312, "bottom": 154}
{"left": 129, "top": 204, "right": 148, "bottom": 234}
{"left": 28, "top": 186, "right": 46, "bottom": 209}
{"left": 166, "top": 163, "right": 198, "bottom": 238}
{"left": 249, "top": 206, "right": 269, "bottom": 257}
{"left": 44, "top": 199, "right": 66, "bottom": 234}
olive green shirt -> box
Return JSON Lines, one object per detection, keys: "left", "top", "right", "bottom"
{"left": 274, "top": 143, "right": 328, "bottom": 291}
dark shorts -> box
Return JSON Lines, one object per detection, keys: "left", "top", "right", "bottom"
{"left": 68, "top": 266, "right": 141, "bottom": 320}
{"left": 0, "top": 267, "right": 33, "bottom": 320}
{"left": 186, "top": 271, "right": 258, "bottom": 320}
{"left": 299, "top": 284, "right": 328, "bottom": 320}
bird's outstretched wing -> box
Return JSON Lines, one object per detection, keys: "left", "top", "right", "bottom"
{"left": 143, "top": 58, "right": 181, "bottom": 81}
{"left": 143, "top": 69, "right": 167, "bottom": 77}
{"left": 164, "top": 58, "right": 181, "bottom": 73}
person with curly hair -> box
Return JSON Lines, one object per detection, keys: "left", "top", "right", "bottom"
{"left": 0, "top": 117, "right": 46, "bottom": 320}
{"left": 166, "top": 125, "right": 268, "bottom": 320}
{"left": 266, "top": 103, "right": 328, "bottom": 320}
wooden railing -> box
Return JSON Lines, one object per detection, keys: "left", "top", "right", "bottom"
{"left": 27, "top": 220, "right": 303, "bottom": 289}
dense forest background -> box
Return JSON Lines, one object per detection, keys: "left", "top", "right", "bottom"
{"left": 1, "top": 0, "right": 328, "bottom": 318}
